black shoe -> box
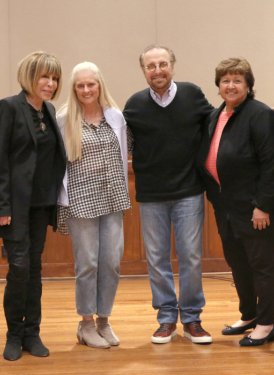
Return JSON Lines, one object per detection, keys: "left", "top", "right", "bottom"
{"left": 3, "top": 337, "right": 22, "bottom": 361}
{"left": 22, "top": 336, "right": 49, "bottom": 357}
{"left": 239, "top": 328, "right": 274, "bottom": 347}
{"left": 222, "top": 320, "right": 257, "bottom": 335}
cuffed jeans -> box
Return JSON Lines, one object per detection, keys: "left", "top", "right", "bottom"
{"left": 3, "top": 207, "right": 50, "bottom": 340}
{"left": 67, "top": 211, "right": 123, "bottom": 317}
{"left": 139, "top": 194, "right": 205, "bottom": 324}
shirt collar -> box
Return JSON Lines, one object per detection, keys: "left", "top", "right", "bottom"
{"left": 150, "top": 80, "right": 176, "bottom": 101}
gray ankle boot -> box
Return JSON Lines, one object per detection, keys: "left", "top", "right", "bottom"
{"left": 77, "top": 320, "right": 110, "bottom": 349}
{"left": 96, "top": 317, "right": 120, "bottom": 346}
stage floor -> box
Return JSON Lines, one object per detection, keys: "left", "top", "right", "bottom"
{"left": 0, "top": 275, "right": 273, "bottom": 375}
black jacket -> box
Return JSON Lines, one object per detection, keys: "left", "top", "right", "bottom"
{"left": 198, "top": 97, "right": 274, "bottom": 237}
{"left": 0, "top": 91, "right": 66, "bottom": 240}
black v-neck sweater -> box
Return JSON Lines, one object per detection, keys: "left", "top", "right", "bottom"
{"left": 124, "top": 82, "right": 213, "bottom": 202}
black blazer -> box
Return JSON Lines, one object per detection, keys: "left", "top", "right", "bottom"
{"left": 0, "top": 91, "right": 66, "bottom": 241}
{"left": 198, "top": 98, "right": 274, "bottom": 237}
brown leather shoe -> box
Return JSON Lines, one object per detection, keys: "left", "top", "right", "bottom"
{"left": 151, "top": 323, "right": 177, "bottom": 344}
{"left": 183, "top": 321, "right": 212, "bottom": 344}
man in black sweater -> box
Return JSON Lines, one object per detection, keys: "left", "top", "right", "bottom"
{"left": 124, "top": 45, "right": 213, "bottom": 345}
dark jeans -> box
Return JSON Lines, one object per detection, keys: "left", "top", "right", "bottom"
{"left": 220, "top": 221, "right": 274, "bottom": 325}
{"left": 3, "top": 207, "right": 50, "bottom": 340}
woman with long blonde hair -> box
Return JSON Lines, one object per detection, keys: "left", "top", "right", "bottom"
{"left": 57, "top": 62, "right": 130, "bottom": 349}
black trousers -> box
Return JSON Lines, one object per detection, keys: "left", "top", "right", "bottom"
{"left": 220, "top": 221, "right": 274, "bottom": 325}
{"left": 3, "top": 207, "right": 50, "bottom": 340}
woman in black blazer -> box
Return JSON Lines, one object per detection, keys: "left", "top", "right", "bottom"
{"left": 0, "top": 51, "right": 66, "bottom": 360}
{"left": 198, "top": 58, "right": 274, "bottom": 347}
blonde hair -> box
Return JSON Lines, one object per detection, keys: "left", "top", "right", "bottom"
{"left": 17, "top": 51, "right": 62, "bottom": 99}
{"left": 58, "top": 61, "right": 119, "bottom": 161}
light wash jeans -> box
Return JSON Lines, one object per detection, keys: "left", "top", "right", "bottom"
{"left": 139, "top": 194, "right": 205, "bottom": 324}
{"left": 67, "top": 211, "right": 123, "bottom": 317}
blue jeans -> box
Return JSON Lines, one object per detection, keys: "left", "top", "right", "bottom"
{"left": 139, "top": 194, "right": 205, "bottom": 324}
{"left": 67, "top": 211, "right": 123, "bottom": 317}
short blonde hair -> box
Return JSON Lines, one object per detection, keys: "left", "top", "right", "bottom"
{"left": 17, "top": 51, "right": 62, "bottom": 99}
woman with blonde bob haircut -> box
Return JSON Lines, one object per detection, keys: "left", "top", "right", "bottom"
{"left": 0, "top": 51, "right": 66, "bottom": 361}
{"left": 57, "top": 61, "right": 130, "bottom": 349}
{"left": 17, "top": 51, "right": 62, "bottom": 100}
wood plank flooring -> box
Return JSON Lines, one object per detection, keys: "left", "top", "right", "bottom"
{"left": 0, "top": 275, "right": 273, "bottom": 375}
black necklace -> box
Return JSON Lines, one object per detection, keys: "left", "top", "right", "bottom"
{"left": 37, "top": 110, "right": 47, "bottom": 132}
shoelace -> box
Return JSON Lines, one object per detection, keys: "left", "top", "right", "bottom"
{"left": 189, "top": 322, "right": 204, "bottom": 333}
{"left": 156, "top": 323, "right": 174, "bottom": 333}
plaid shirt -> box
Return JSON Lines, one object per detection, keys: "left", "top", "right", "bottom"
{"left": 58, "top": 118, "right": 130, "bottom": 234}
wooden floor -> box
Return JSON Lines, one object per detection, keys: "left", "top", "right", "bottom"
{"left": 0, "top": 275, "right": 273, "bottom": 375}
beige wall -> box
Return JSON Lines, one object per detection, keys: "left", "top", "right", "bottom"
{"left": 1, "top": 0, "right": 274, "bottom": 109}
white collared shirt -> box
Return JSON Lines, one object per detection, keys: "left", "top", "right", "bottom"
{"left": 150, "top": 81, "right": 177, "bottom": 107}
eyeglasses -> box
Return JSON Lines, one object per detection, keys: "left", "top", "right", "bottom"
{"left": 37, "top": 110, "right": 47, "bottom": 132}
{"left": 144, "top": 61, "right": 170, "bottom": 72}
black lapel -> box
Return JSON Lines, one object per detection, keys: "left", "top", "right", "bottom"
{"left": 208, "top": 103, "right": 226, "bottom": 139}
{"left": 17, "top": 91, "right": 37, "bottom": 146}
{"left": 44, "top": 102, "right": 66, "bottom": 160}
